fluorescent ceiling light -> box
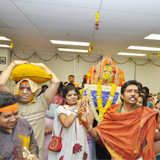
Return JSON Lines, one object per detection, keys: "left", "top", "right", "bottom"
{"left": 118, "top": 52, "right": 146, "bottom": 56}
{"left": 0, "top": 36, "right": 11, "bottom": 41}
{"left": 50, "top": 40, "right": 89, "bottom": 46}
{"left": 58, "top": 48, "right": 88, "bottom": 52}
{"left": 144, "top": 34, "right": 160, "bottom": 40}
{"left": 0, "top": 44, "right": 11, "bottom": 48}
{"left": 128, "top": 46, "right": 160, "bottom": 51}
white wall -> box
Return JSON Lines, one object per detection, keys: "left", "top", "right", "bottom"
{"left": 1, "top": 50, "right": 160, "bottom": 94}
{"left": 112, "top": 56, "right": 160, "bottom": 94}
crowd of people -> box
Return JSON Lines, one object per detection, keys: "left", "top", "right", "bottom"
{"left": 0, "top": 60, "right": 160, "bottom": 160}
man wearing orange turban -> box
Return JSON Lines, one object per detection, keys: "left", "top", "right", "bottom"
{"left": 0, "top": 91, "right": 39, "bottom": 159}
{"left": 65, "top": 75, "right": 79, "bottom": 88}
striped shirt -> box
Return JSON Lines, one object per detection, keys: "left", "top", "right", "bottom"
{"left": 18, "top": 93, "right": 49, "bottom": 160}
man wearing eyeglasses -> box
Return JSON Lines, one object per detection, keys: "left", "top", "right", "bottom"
{"left": 0, "top": 60, "right": 60, "bottom": 160}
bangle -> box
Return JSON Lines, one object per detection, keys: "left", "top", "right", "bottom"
{"left": 86, "top": 124, "right": 92, "bottom": 132}
{"left": 72, "top": 112, "right": 77, "bottom": 116}
{"left": 11, "top": 61, "right": 16, "bottom": 66}
{"left": 73, "top": 109, "right": 78, "bottom": 114}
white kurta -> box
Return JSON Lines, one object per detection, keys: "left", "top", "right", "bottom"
{"left": 48, "top": 105, "right": 91, "bottom": 160}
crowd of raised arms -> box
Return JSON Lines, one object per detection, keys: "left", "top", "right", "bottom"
{"left": 0, "top": 60, "right": 160, "bottom": 160}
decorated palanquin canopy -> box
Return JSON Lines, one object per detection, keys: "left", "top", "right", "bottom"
{"left": 86, "top": 54, "right": 125, "bottom": 87}
{"left": 83, "top": 55, "right": 125, "bottom": 124}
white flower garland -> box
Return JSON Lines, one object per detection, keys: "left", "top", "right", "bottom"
{"left": 85, "top": 86, "right": 102, "bottom": 124}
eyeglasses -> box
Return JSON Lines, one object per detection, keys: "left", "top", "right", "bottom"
{"left": 19, "top": 87, "right": 31, "bottom": 91}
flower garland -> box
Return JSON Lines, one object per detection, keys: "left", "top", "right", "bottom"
{"left": 86, "top": 83, "right": 117, "bottom": 123}
{"left": 85, "top": 87, "right": 101, "bottom": 124}
{"left": 97, "top": 82, "right": 104, "bottom": 120}
{"left": 97, "top": 83, "right": 117, "bottom": 120}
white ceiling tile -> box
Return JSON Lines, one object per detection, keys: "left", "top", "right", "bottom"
{"left": 0, "top": 0, "right": 21, "bottom": 13}
{"left": 13, "top": 0, "right": 101, "bottom": 8}
{"left": 14, "top": 1, "right": 97, "bottom": 20}
{"left": 101, "top": 0, "right": 160, "bottom": 16}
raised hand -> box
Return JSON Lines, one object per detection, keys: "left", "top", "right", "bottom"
{"left": 12, "top": 60, "right": 28, "bottom": 66}
{"left": 78, "top": 106, "right": 88, "bottom": 123}
{"left": 30, "top": 62, "right": 45, "bottom": 68}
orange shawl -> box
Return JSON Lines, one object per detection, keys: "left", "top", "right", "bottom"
{"left": 94, "top": 104, "right": 159, "bottom": 160}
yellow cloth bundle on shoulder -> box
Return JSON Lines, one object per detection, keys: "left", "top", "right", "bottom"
{"left": 10, "top": 64, "right": 52, "bottom": 83}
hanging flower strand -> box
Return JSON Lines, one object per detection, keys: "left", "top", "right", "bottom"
{"left": 97, "top": 82, "right": 103, "bottom": 120}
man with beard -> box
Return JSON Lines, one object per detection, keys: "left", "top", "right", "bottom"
{"left": 0, "top": 60, "right": 60, "bottom": 160}
{"left": 79, "top": 80, "right": 160, "bottom": 160}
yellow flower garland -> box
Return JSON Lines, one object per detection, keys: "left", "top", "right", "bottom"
{"left": 85, "top": 83, "right": 117, "bottom": 123}
{"left": 97, "top": 83, "right": 117, "bottom": 119}
{"left": 97, "top": 82, "right": 104, "bottom": 120}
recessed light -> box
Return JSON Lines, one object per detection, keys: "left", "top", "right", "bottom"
{"left": 0, "top": 44, "right": 11, "bottom": 48}
{"left": 58, "top": 48, "right": 88, "bottom": 52}
{"left": 118, "top": 52, "right": 146, "bottom": 56}
{"left": 144, "top": 34, "right": 160, "bottom": 40}
{"left": 50, "top": 40, "right": 89, "bottom": 46}
{"left": 128, "top": 46, "right": 160, "bottom": 51}
{"left": 0, "top": 36, "right": 11, "bottom": 41}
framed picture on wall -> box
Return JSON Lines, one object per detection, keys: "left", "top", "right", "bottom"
{"left": 0, "top": 57, "right": 6, "bottom": 64}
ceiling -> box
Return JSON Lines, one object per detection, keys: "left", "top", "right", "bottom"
{"left": 1, "top": 0, "right": 160, "bottom": 59}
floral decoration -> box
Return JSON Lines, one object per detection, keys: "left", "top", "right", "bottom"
{"left": 85, "top": 87, "right": 101, "bottom": 124}
{"left": 87, "top": 72, "right": 91, "bottom": 77}
{"left": 59, "top": 156, "right": 64, "bottom": 160}
{"left": 120, "top": 74, "right": 124, "bottom": 79}
{"left": 73, "top": 143, "right": 82, "bottom": 154}
{"left": 83, "top": 152, "right": 88, "bottom": 160}
{"left": 102, "top": 83, "right": 117, "bottom": 113}
{"left": 97, "top": 82, "right": 104, "bottom": 120}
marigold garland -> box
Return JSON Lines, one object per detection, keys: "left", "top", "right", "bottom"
{"left": 96, "top": 83, "right": 117, "bottom": 120}
{"left": 103, "top": 84, "right": 116, "bottom": 113}
{"left": 86, "top": 83, "right": 117, "bottom": 123}
{"left": 97, "top": 82, "right": 104, "bottom": 120}
{"left": 12, "top": 52, "right": 102, "bottom": 63}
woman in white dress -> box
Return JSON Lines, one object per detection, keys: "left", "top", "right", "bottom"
{"left": 48, "top": 85, "right": 94, "bottom": 160}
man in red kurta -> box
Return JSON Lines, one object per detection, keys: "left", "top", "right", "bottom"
{"left": 79, "top": 80, "right": 160, "bottom": 160}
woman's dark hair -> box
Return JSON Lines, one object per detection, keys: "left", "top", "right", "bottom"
{"left": 57, "top": 83, "right": 64, "bottom": 94}
{"left": 142, "top": 86, "right": 149, "bottom": 95}
{"left": 63, "top": 85, "right": 79, "bottom": 99}
{"left": 0, "top": 91, "right": 20, "bottom": 114}
{"left": 66, "top": 82, "right": 75, "bottom": 87}
{"left": 139, "top": 94, "right": 147, "bottom": 106}
{"left": 140, "top": 91, "right": 149, "bottom": 100}
{"left": 121, "top": 80, "right": 140, "bottom": 102}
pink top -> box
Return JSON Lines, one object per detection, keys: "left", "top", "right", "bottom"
{"left": 51, "top": 96, "right": 63, "bottom": 104}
